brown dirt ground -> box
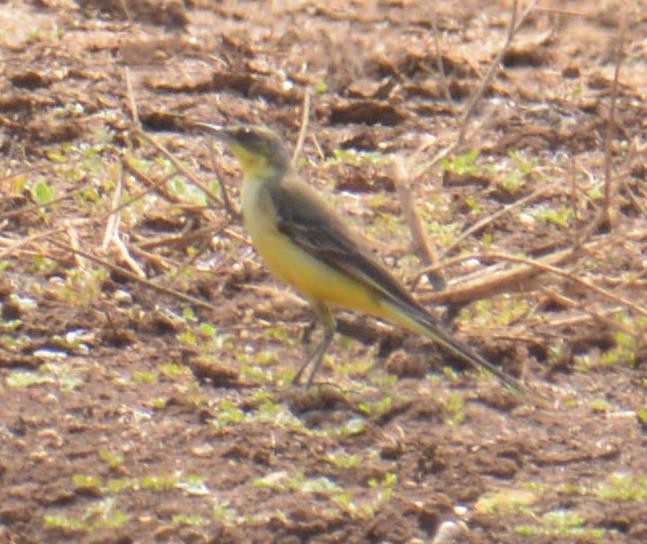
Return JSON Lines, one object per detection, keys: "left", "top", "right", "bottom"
{"left": 1, "top": 0, "right": 647, "bottom": 543}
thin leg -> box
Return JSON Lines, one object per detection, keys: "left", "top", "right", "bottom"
{"left": 292, "top": 302, "right": 336, "bottom": 387}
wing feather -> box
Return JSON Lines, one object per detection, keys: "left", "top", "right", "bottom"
{"left": 270, "top": 174, "right": 424, "bottom": 313}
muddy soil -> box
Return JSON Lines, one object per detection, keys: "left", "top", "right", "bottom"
{"left": 1, "top": 1, "right": 646, "bottom": 543}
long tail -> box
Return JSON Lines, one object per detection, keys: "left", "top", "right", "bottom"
{"left": 381, "top": 299, "right": 524, "bottom": 393}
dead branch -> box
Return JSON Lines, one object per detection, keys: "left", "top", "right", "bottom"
{"left": 418, "top": 249, "right": 647, "bottom": 318}
{"left": 112, "top": 235, "right": 147, "bottom": 279}
{"left": 391, "top": 155, "right": 446, "bottom": 290}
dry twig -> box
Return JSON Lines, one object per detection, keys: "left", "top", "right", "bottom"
{"left": 0, "top": 186, "right": 86, "bottom": 223}
{"left": 112, "top": 235, "right": 147, "bottom": 279}
{"left": 457, "top": 0, "right": 539, "bottom": 144}
{"left": 292, "top": 88, "right": 311, "bottom": 163}
{"left": 124, "top": 67, "right": 139, "bottom": 126}
{"left": 602, "top": 12, "right": 627, "bottom": 228}
{"left": 391, "top": 156, "right": 446, "bottom": 290}
{"left": 539, "top": 287, "right": 638, "bottom": 337}
{"left": 134, "top": 128, "right": 224, "bottom": 209}
{"left": 102, "top": 162, "right": 124, "bottom": 250}
{"left": 440, "top": 187, "right": 551, "bottom": 258}
{"left": 418, "top": 250, "right": 647, "bottom": 318}
{"left": 47, "top": 238, "right": 220, "bottom": 312}
{"left": 206, "top": 141, "right": 237, "bottom": 218}
{"left": 430, "top": 8, "right": 451, "bottom": 102}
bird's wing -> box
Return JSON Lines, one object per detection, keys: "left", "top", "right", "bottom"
{"left": 270, "top": 173, "right": 523, "bottom": 391}
{"left": 269, "top": 173, "right": 423, "bottom": 311}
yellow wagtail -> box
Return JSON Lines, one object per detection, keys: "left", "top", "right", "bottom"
{"left": 198, "top": 124, "right": 521, "bottom": 390}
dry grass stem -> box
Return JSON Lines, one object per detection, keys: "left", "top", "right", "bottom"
{"left": 207, "top": 141, "right": 238, "bottom": 218}
{"left": 112, "top": 235, "right": 147, "bottom": 279}
{"left": 47, "top": 238, "right": 220, "bottom": 311}
{"left": 124, "top": 67, "right": 139, "bottom": 126}
{"left": 430, "top": 8, "right": 451, "bottom": 102}
{"left": 391, "top": 156, "right": 446, "bottom": 290}
{"left": 0, "top": 186, "right": 86, "bottom": 223}
{"left": 135, "top": 128, "right": 224, "bottom": 208}
{"left": 457, "top": 0, "right": 539, "bottom": 144}
{"left": 293, "top": 88, "right": 311, "bottom": 163}
{"left": 102, "top": 162, "right": 124, "bottom": 250}
{"left": 539, "top": 288, "right": 638, "bottom": 337}
{"left": 441, "top": 188, "right": 551, "bottom": 258}
{"left": 602, "top": 11, "right": 627, "bottom": 228}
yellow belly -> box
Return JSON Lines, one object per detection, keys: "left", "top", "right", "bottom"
{"left": 242, "top": 177, "right": 384, "bottom": 317}
{"left": 256, "top": 226, "right": 383, "bottom": 315}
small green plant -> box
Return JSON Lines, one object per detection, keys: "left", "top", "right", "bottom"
{"left": 104, "top": 478, "right": 138, "bottom": 493}
{"left": 132, "top": 370, "right": 157, "bottom": 384}
{"left": 476, "top": 488, "right": 537, "bottom": 514}
{"left": 324, "top": 450, "right": 363, "bottom": 469}
{"left": 98, "top": 449, "right": 125, "bottom": 470}
{"left": 7, "top": 364, "right": 83, "bottom": 391}
{"left": 7, "top": 369, "right": 56, "bottom": 388}
{"left": 335, "top": 417, "right": 366, "bottom": 436}
{"left": 140, "top": 474, "right": 177, "bottom": 491}
{"left": 31, "top": 179, "right": 56, "bottom": 205}
{"left": 528, "top": 204, "right": 575, "bottom": 227}
{"left": 638, "top": 408, "right": 647, "bottom": 425}
{"left": 158, "top": 362, "right": 192, "bottom": 379}
{"left": 596, "top": 472, "right": 647, "bottom": 501}
{"left": 44, "top": 498, "right": 131, "bottom": 532}
{"left": 588, "top": 398, "right": 613, "bottom": 413}
{"left": 73, "top": 474, "right": 102, "bottom": 491}
{"left": 441, "top": 149, "right": 481, "bottom": 175}
{"left": 464, "top": 194, "right": 483, "bottom": 213}
{"left": 358, "top": 395, "right": 393, "bottom": 417}
{"left": 508, "top": 149, "right": 538, "bottom": 176}
{"left": 168, "top": 176, "right": 209, "bottom": 206}
{"left": 212, "top": 500, "right": 239, "bottom": 526}
{"left": 328, "top": 149, "right": 389, "bottom": 168}
{"left": 44, "top": 513, "right": 86, "bottom": 532}
{"left": 171, "top": 513, "right": 206, "bottom": 526}
{"left": 515, "top": 509, "right": 606, "bottom": 538}
{"left": 444, "top": 392, "right": 466, "bottom": 425}
{"left": 253, "top": 471, "right": 342, "bottom": 495}
{"left": 368, "top": 472, "right": 397, "bottom": 503}
{"left": 264, "top": 324, "right": 293, "bottom": 343}
{"left": 335, "top": 356, "right": 373, "bottom": 378}
{"left": 500, "top": 170, "right": 525, "bottom": 191}
{"left": 599, "top": 330, "right": 639, "bottom": 367}
{"left": 176, "top": 473, "right": 210, "bottom": 496}
{"left": 59, "top": 268, "right": 109, "bottom": 306}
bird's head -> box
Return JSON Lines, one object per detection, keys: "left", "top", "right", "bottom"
{"left": 196, "top": 123, "right": 290, "bottom": 179}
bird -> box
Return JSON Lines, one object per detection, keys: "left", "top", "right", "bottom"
{"left": 197, "top": 123, "right": 522, "bottom": 391}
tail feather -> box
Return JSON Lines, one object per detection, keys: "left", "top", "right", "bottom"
{"left": 382, "top": 299, "right": 523, "bottom": 392}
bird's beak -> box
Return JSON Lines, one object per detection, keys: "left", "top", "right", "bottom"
{"left": 193, "top": 122, "right": 232, "bottom": 142}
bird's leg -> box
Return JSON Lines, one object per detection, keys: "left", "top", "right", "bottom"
{"left": 292, "top": 303, "right": 336, "bottom": 386}
{"left": 305, "top": 308, "right": 335, "bottom": 387}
